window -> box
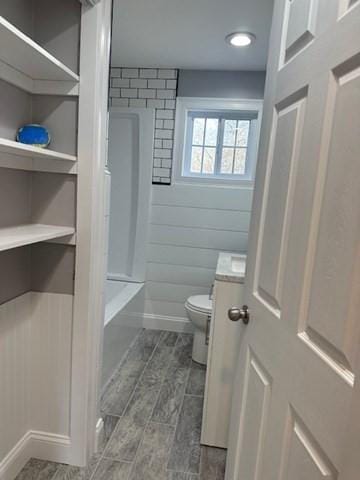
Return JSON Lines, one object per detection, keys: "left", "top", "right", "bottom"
{"left": 174, "top": 98, "right": 262, "bottom": 184}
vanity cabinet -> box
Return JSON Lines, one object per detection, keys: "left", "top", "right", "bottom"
{"left": 201, "top": 253, "right": 246, "bottom": 448}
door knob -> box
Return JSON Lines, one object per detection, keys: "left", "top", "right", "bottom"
{"left": 228, "top": 305, "right": 250, "bottom": 325}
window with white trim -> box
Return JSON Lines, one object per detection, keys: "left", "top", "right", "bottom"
{"left": 174, "top": 98, "right": 262, "bottom": 185}
{"left": 184, "top": 111, "right": 258, "bottom": 181}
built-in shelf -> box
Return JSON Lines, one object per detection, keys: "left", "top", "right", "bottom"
{"left": 0, "top": 138, "right": 77, "bottom": 162}
{"left": 0, "top": 138, "right": 78, "bottom": 174}
{"left": 0, "top": 16, "right": 80, "bottom": 95}
{"left": 0, "top": 224, "right": 76, "bottom": 252}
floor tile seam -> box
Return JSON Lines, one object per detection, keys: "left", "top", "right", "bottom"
{"left": 128, "top": 332, "right": 180, "bottom": 473}
{"left": 101, "top": 331, "right": 166, "bottom": 465}
{"left": 100, "top": 329, "right": 159, "bottom": 410}
{"left": 147, "top": 332, "right": 182, "bottom": 424}
{"left": 165, "top": 360, "right": 194, "bottom": 474}
{"left": 100, "top": 329, "right": 145, "bottom": 400}
{"left": 132, "top": 330, "right": 167, "bottom": 390}
{"left": 107, "top": 329, "right": 164, "bottom": 421}
{"left": 88, "top": 455, "right": 133, "bottom": 480}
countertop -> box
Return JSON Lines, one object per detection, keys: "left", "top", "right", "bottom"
{"left": 215, "top": 252, "right": 247, "bottom": 283}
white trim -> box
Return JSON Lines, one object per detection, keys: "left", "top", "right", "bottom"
{"left": 173, "top": 97, "right": 263, "bottom": 187}
{"left": 0, "top": 431, "right": 71, "bottom": 480}
{"left": 70, "top": 0, "right": 112, "bottom": 467}
{"left": 95, "top": 418, "right": 104, "bottom": 453}
{"left": 142, "top": 313, "right": 194, "bottom": 333}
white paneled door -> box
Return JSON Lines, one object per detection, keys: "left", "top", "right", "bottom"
{"left": 226, "top": 1, "right": 360, "bottom": 479}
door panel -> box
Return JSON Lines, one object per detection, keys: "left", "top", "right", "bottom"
{"left": 284, "top": 0, "right": 318, "bottom": 62}
{"left": 257, "top": 92, "right": 307, "bottom": 311}
{"left": 226, "top": 1, "right": 360, "bottom": 479}
{"left": 304, "top": 62, "right": 360, "bottom": 371}
{"left": 280, "top": 409, "right": 338, "bottom": 480}
{"left": 234, "top": 349, "right": 272, "bottom": 480}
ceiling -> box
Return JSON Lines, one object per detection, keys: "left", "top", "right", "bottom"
{"left": 111, "top": 0, "right": 274, "bottom": 71}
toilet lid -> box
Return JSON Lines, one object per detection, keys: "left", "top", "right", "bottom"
{"left": 186, "top": 295, "right": 212, "bottom": 314}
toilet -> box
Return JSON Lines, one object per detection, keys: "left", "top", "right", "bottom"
{"left": 185, "top": 295, "right": 212, "bottom": 365}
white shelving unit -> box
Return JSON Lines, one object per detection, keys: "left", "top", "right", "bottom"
{"left": 0, "top": 224, "right": 75, "bottom": 252}
{"left": 0, "top": 15, "right": 79, "bottom": 94}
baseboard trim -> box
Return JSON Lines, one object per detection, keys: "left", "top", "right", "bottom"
{"left": 142, "top": 313, "right": 194, "bottom": 333}
{"left": 0, "top": 431, "right": 71, "bottom": 480}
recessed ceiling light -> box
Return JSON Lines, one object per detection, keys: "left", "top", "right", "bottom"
{"left": 226, "top": 32, "right": 255, "bottom": 47}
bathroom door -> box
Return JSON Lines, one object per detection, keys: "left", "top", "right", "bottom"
{"left": 226, "top": 1, "right": 360, "bottom": 479}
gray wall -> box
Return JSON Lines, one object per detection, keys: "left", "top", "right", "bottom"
{"left": 177, "top": 70, "right": 266, "bottom": 99}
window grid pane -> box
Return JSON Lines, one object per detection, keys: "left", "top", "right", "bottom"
{"left": 187, "top": 114, "right": 254, "bottom": 179}
{"left": 190, "top": 146, "right": 203, "bottom": 173}
{"left": 235, "top": 121, "right": 250, "bottom": 147}
{"left": 192, "top": 118, "right": 205, "bottom": 146}
{"left": 234, "top": 147, "right": 247, "bottom": 174}
{"left": 221, "top": 147, "right": 235, "bottom": 174}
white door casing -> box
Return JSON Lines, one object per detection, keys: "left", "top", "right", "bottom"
{"left": 226, "top": 1, "right": 360, "bottom": 479}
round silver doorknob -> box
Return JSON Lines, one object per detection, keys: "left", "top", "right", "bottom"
{"left": 228, "top": 305, "right": 250, "bottom": 325}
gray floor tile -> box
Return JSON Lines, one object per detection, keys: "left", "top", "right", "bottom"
{"left": 104, "top": 384, "right": 160, "bottom": 462}
{"left": 97, "top": 415, "right": 120, "bottom": 454}
{"left": 91, "top": 459, "right": 132, "bottom": 480}
{"left": 151, "top": 335, "right": 193, "bottom": 425}
{"left": 200, "top": 447, "right": 227, "bottom": 480}
{"left": 15, "top": 458, "right": 59, "bottom": 480}
{"left": 186, "top": 362, "right": 206, "bottom": 397}
{"left": 138, "top": 341, "right": 176, "bottom": 388}
{"left": 16, "top": 330, "right": 219, "bottom": 480}
{"left": 52, "top": 454, "right": 100, "bottom": 480}
{"left": 160, "top": 331, "right": 179, "bottom": 347}
{"left": 101, "top": 330, "right": 162, "bottom": 416}
{"left": 169, "top": 474, "right": 199, "bottom": 480}
{"left": 167, "top": 395, "right": 204, "bottom": 474}
{"left": 129, "top": 422, "right": 175, "bottom": 480}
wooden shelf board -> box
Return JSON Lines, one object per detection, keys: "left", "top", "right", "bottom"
{"left": 0, "top": 16, "right": 80, "bottom": 88}
{"left": 0, "top": 138, "right": 77, "bottom": 163}
{"left": 0, "top": 224, "right": 76, "bottom": 252}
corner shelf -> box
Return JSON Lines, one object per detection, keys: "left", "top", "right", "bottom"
{"left": 0, "top": 224, "right": 76, "bottom": 252}
{"left": 0, "top": 15, "right": 80, "bottom": 95}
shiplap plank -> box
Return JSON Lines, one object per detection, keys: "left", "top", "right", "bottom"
{"left": 150, "top": 225, "right": 248, "bottom": 251}
{"left": 151, "top": 205, "right": 250, "bottom": 232}
{"left": 145, "top": 281, "right": 209, "bottom": 303}
{"left": 147, "top": 244, "right": 222, "bottom": 269}
{"left": 152, "top": 184, "right": 253, "bottom": 211}
{"left": 144, "top": 299, "right": 187, "bottom": 319}
{"left": 147, "top": 262, "right": 215, "bottom": 287}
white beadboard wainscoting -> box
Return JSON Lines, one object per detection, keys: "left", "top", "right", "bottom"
{"left": 143, "top": 183, "right": 253, "bottom": 329}
{"left": 0, "top": 292, "right": 73, "bottom": 480}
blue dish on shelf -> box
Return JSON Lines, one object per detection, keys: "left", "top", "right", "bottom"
{"left": 16, "top": 124, "right": 50, "bottom": 148}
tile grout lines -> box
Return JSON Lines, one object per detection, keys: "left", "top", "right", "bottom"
{"left": 100, "top": 330, "right": 172, "bottom": 479}
{"left": 165, "top": 341, "right": 195, "bottom": 476}
{"left": 126, "top": 331, "right": 181, "bottom": 479}
{"left": 91, "top": 330, "right": 166, "bottom": 480}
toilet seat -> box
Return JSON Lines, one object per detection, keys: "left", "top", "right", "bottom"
{"left": 186, "top": 295, "right": 212, "bottom": 315}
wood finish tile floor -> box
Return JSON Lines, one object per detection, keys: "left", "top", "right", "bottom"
{"left": 16, "top": 329, "right": 227, "bottom": 480}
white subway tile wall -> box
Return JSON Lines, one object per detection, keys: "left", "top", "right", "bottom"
{"left": 109, "top": 67, "right": 178, "bottom": 184}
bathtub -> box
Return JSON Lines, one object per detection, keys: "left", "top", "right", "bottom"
{"left": 102, "top": 279, "right": 145, "bottom": 388}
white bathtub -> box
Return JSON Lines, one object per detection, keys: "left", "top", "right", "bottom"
{"left": 102, "top": 279, "right": 144, "bottom": 388}
{"left": 105, "top": 279, "right": 143, "bottom": 326}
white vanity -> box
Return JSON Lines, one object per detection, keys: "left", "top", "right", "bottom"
{"left": 201, "top": 252, "right": 247, "bottom": 448}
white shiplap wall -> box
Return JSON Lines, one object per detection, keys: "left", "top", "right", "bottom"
{"left": 0, "top": 292, "right": 73, "bottom": 479}
{"left": 144, "top": 183, "right": 253, "bottom": 326}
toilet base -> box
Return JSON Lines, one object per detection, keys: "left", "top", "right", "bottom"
{"left": 192, "top": 329, "right": 208, "bottom": 365}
